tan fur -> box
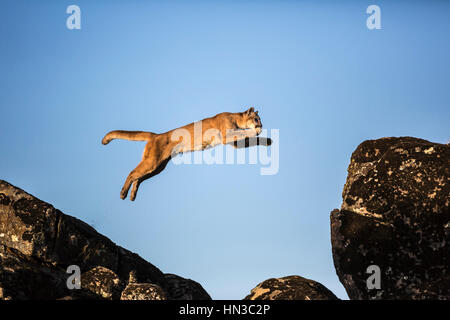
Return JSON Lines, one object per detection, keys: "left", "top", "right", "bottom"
{"left": 102, "top": 107, "right": 270, "bottom": 201}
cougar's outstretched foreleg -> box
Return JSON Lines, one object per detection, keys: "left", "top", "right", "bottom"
{"left": 224, "top": 128, "right": 261, "bottom": 145}
{"left": 230, "top": 137, "right": 272, "bottom": 149}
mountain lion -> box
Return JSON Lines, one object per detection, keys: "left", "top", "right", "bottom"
{"left": 102, "top": 107, "right": 271, "bottom": 201}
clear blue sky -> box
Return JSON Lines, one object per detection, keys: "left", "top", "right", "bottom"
{"left": 1, "top": 1, "right": 449, "bottom": 299}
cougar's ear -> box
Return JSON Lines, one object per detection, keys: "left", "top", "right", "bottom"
{"left": 245, "top": 107, "right": 255, "bottom": 115}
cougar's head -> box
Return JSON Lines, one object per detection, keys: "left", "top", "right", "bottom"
{"left": 243, "top": 107, "right": 262, "bottom": 133}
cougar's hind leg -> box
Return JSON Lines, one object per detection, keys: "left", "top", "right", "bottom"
{"left": 120, "top": 171, "right": 137, "bottom": 200}
{"left": 129, "top": 179, "right": 142, "bottom": 201}
{"left": 127, "top": 156, "right": 172, "bottom": 201}
{"left": 122, "top": 138, "right": 174, "bottom": 201}
{"left": 120, "top": 161, "right": 151, "bottom": 200}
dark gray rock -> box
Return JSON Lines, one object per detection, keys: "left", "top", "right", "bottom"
{"left": 331, "top": 137, "right": 450, "bottom": 299}
{"left": 164, "top": 273, "right": 212, "bottom": 300}
{"left": 244, "top": 275, "right": 338, "bottom": 300}
{"left": 0, "top": 180, "right": 211, "bottom": 300}
{"left": 0, "top": 244, "right": 98, "bottom": 300}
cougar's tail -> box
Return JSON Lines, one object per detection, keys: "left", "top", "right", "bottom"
{"left": 102, "top": 130, "right": 155, "bottom": 145}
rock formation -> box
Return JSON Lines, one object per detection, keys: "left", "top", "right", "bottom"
{"left": 0, "top": 180, "right": 211, "bottom": 300}
{"left": 331, "top": 137, "right": 449, "bottom": 299}
{"left": 244, "top": 275, "right": 338, "bottom": 300}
